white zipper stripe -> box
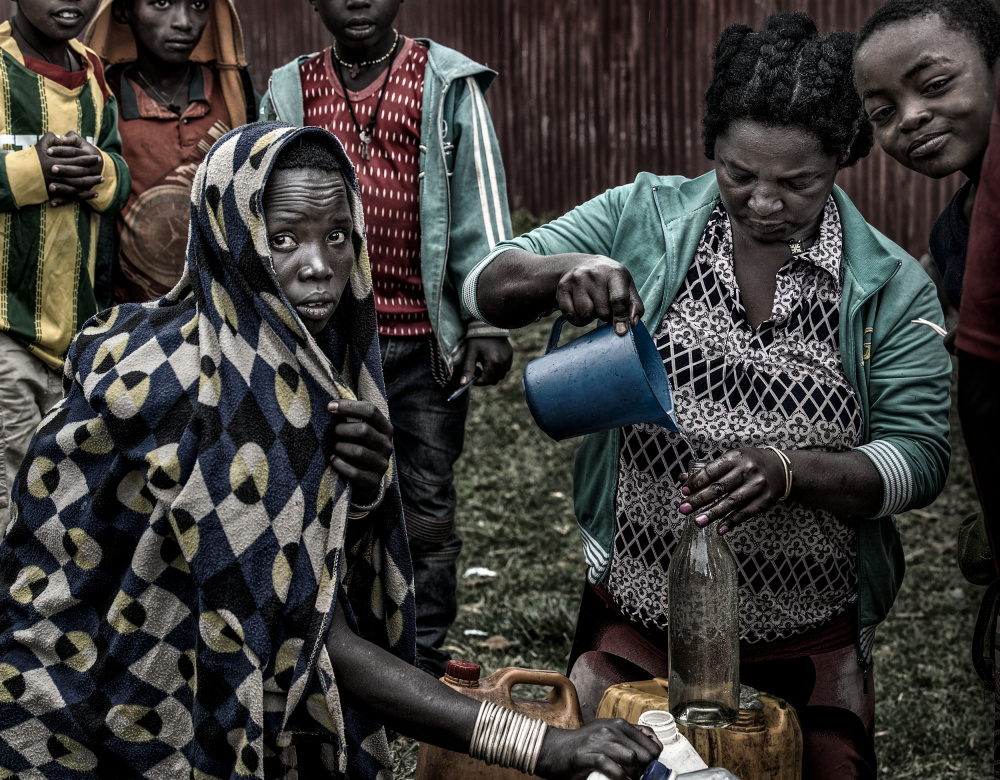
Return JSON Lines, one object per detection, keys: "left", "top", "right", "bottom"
{"left": 466, "top": 78, "right": 496, "bottom": 250}
{"left": 468, "top": 76, "right": 506, "bottom": 242}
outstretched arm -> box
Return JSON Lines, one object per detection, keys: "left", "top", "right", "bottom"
{"left": 476, "top": 248, "right": 644, "bottom": 336}
{"left": 325, "top": 603, "right": 660, "bottom": 779}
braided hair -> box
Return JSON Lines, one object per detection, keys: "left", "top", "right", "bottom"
{"left": 857, "top": 0, "right": 1000, "bottom": 68}
{"left": 703, "top": 13, "right": 873, "bottom": 168}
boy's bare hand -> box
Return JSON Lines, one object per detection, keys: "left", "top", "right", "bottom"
{"left": 38, "top": 132, "right": 104, "bottom": 206}
{"left": 459, "top": 336, "right": 513, "bottom": 387}
{"left": 327, "top": 399, "right": 394, "bottom": 501}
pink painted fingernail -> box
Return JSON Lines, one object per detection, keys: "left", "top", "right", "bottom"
{"left": 681, "top": 486, "right": 691, "bottom": 496}
{"left": 718, "top": 525, "right": 729, "bottom": 535}
{"left": 679, "top": 502, "right": 692, "bottom": 514}
{"left": 695, "top": 514, "right": 709, "bottom": 526}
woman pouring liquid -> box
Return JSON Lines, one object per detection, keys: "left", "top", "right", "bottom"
{"left": 465, "top": 13, "right": 951, "bottom": 780}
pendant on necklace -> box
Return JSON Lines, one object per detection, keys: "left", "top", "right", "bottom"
{"left": 788, "top": 238, "right": 805, "bottom": 255}
{"left": 349, "top": 64, "right": 361, "bottom": 79}
{"left": 359, "top": 130, "right": 373, "bottom": 161}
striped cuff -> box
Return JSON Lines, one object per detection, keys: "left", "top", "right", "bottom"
{"left": 856, "top": 441, "right": 913, "bottom": 517}
{"left": 466, "top": 321, "right": 509, "bottom": 339}
{"left": 580, "top": 525, "right": 610, "bottom": 584}
{"left": 859, "top": 624, "right": 878, "bottom": 665}
{"left": 462, "top": 246, "right": 514, "bottom": 326}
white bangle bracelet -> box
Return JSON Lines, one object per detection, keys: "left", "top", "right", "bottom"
{"left": 763, "top": 446, "right": 794, "bottom": 502}
{"left": 468, "top": 701, "right": 547, "bottom": 774}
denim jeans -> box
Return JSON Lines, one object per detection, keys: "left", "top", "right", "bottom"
{"left": 380, "top": 336, "right": 469, "bottom": 677}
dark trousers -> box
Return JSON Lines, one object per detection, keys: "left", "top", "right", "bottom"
{"left": 380, "top": 336, "right": 469, "bottom": 677}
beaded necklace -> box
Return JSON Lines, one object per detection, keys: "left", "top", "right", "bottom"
{"left": 333, "top": 29, "right": 399, "bottom": 79}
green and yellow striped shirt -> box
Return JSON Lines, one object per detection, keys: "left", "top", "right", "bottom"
{"left": 0, "top": 24, "right": 130, "bottom": 370}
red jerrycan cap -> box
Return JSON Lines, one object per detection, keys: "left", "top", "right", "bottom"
{"left": 445, "top": 660, "right": 481, "bottom": 682}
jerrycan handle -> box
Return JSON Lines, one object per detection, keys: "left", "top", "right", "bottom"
{"left": 494, "top": 668, "right": 582, "bottom": 715}
{"left": 545, "top": 315, "right": 616, "bottom": 355}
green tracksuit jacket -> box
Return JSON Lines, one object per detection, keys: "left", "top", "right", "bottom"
{"left": 466, "top": 171, "right": 952, "bottom": 664}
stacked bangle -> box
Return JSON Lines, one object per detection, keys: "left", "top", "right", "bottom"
{"left": 469, "top": 700, "right": 548, "bottom": 775}
{"left": 763, "top": 446, "right": 794, "bottom": 502}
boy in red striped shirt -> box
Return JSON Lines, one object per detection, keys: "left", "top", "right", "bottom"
{"left": 262, "top": 0, "right": 514, "bottom": 676}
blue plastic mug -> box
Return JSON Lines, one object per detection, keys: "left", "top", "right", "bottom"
{"left": 522, "top": 315, "right": 678, "bottom": 441}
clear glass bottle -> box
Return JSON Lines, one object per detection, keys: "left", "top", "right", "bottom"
{"left": 667, "top": 458, "right": 740, "bottom": 728}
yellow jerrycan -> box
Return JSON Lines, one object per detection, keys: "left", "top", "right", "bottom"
{"left": 596, "top": 678, "right": 802, "bottom": 780}
{"left": 414, "top": 660, "right": 584, "bottom": 780}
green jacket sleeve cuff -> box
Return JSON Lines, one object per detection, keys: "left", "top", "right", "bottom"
{"left": 461, "top": 245, "right": 515, "bottom": 325}
{"left": 855, "top": 440, "right": 913, "bottom": 517}
{"left": 465, "top": 321, "right": 509, "bottom": 339}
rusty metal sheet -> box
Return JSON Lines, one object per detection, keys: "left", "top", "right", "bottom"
{"left": 229, "top": 0, "right": 964, "bottom": 259}
{"left": 0, "top": 2, "right": 975, "bottom": 259}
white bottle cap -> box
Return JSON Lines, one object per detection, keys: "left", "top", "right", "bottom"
{"left": 637, "top": 710, "right": 680, "bottom": 743}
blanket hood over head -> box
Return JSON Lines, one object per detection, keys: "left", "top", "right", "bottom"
{"left": 0, "top": 122, "right": 415, "bottom": 779}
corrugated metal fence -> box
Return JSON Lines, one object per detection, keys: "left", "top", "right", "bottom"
{"left": 0, "top": 1, "right": 974, "bottom": 258}
{"left": 230, "top": 0, "right": 965, "bottom": 259}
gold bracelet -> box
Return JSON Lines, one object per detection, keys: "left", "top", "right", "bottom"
{"left": 763, "top": 446, "right": 793, "bottom": 502}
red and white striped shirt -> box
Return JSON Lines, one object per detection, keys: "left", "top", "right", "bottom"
{"left": 301, "top": 37, "right": 431, "bottom": 337}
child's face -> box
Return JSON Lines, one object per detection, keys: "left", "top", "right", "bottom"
{"left": 124, "top": 0, "right": 211, "bottom": 66}
{"left": 854, "top": 13, "right": 999, "bottom": 180}
{"left": 15, "top": 0, "right": 99, "bottom": 42}
{"left": 263, "top": 166, "right": 356, "bottom": 336}
{"left": 311, "top": 0, "right": 402, "bottom": 52}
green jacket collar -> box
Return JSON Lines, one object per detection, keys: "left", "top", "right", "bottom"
{"left": 634, "top": 172, "right": 907, "bottom": 330}
{"left": 262, "top": 38, "right": 495, "bottom": 127}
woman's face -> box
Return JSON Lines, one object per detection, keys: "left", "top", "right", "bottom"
{"left": 854, "top": 13, "right": 999, "bottom": 179}
{"left": 714, "top": 119, "right": 841, "bottom": 246}
{"left": 263, "top": 166, "right": 356, "bottom": 336}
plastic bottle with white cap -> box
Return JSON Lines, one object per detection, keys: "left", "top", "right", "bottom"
{"left": 637, "top": 710, "right": 708, "bottom": 773}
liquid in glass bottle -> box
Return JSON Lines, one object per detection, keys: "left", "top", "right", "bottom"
{"left": 667, "top": 458, "right": 739, "bottom": 728}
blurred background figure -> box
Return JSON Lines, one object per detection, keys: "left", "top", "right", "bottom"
{"left": 84, "top": 0, "right": 256, "bottom": 304}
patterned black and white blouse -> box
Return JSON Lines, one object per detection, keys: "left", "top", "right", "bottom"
{"left": 607, "top": 197, "right": 864, "bottom": 644}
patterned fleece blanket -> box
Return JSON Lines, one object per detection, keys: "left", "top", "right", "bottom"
{"left": 0, "top": 122, "right": 415, "bottom": 779}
